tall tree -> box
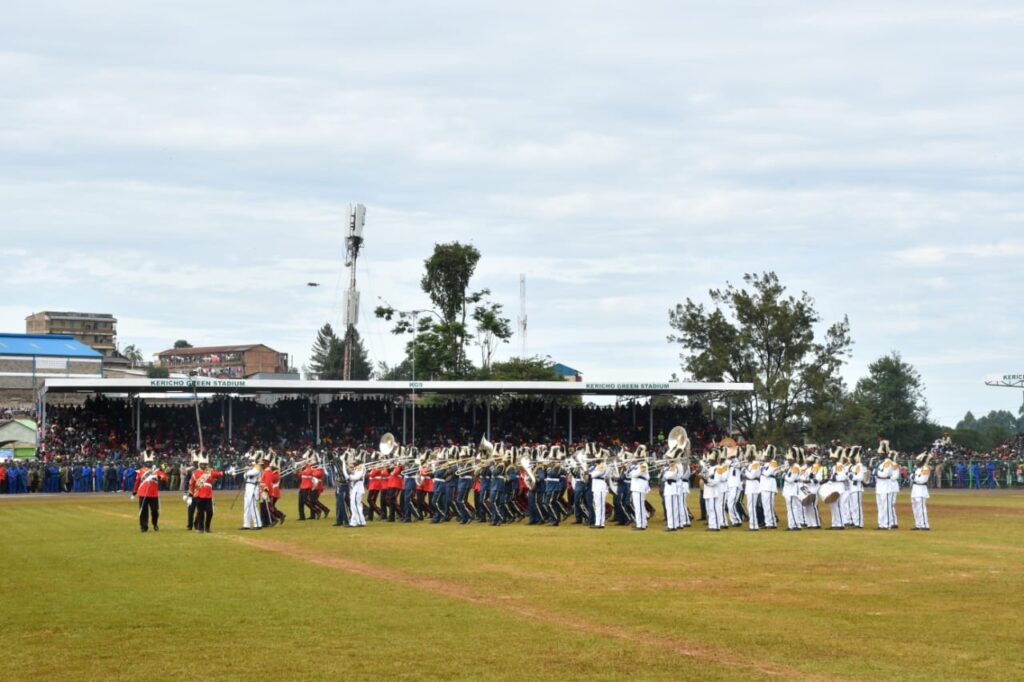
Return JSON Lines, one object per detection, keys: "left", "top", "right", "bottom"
{"left": 473, "top": 301, "right": 513, "bottom": 371}
{"left": 344, "top": 327, "right": 374, "bottom": 380}
{"left": 853, "top": 352, "right": 933, "bottom": 451}
{"left": 376, "top": 242, "right": 511, "bottom": 378}
{"left": 668, "top": 271, "right": 852, "bottom": 442}
{"left": 173, "top": 339, "right": 192, "bottom": 349}
{"left": 307, "top": 323, "right": 342, "bottom": 380}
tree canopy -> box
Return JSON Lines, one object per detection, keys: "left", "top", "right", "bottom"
{"left": 306, "top": 322, "right": 373, "bottom": 380}
{"left": 669, "top": 271, "right": 852, "bottom": 442}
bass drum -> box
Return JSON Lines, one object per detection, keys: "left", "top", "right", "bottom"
{"left": 797, "top": 485, "right": 815, "bottom": 505}
{"left": 818, "top": 481, "right": 842, "bottom": 504}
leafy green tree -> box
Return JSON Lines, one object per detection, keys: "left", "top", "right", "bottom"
{"left": 147, "top": 365, "right": 169, "bottom": 378}
{"left": 484, "top": 356, "right": 563, "bottom": 381}
{"left": 173, "top": 339, "right": 192, "bottom": 349}
{"left": 668, "top": 271, "right": 852, "bottom": 442}
{"left": 376, "top": 242, "right": 511, "bottom": 378}
{"left": 306, "top": 323, "right": 373, "bottom": 380}
{"left": 473, "top": 301, "right": 513, "bottom": 371}
{"left": 955, "top": 409, "right": 1019, "bottom": 450}
{"left": 852, "top": 352, "right": 933, "bottom": 451}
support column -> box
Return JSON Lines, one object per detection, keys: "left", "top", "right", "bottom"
{"left": 411, "top": 392, "right": 416, "bottom": 447}
{"left": 648, "top": 399, "right": 654, "bottom": 447}
{"left": 135, "top": 395, "right": 142, "bottom": 451}
{"left": 486, "top": 399, "right": 491, "bottom": 441}
{"left": 402, "top": 403, "right": 407, "bottom": 444}
{"left": 228, "top": 395, "right": 233, "bottom": 442}
{"left": 568, "top": 406, "right": 573, "bottom": 446}
{"left": 316, "top": 397, "right": 321, "bottom": 446}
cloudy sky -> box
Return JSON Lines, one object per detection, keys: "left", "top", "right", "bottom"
{"left": 2, "top": 1, "right": 1021, "bottom": 425}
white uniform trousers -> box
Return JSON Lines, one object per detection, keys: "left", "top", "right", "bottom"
{"left": 680, "top": 484, "right": 692, "bottom": 526}
{"left": 846, "top": 490, "right": 863, "bottom": 527}
{"left": 631, "top": 490, "right": 648, "bottom": 529}
{"left": 745, "top": 492, "right": 759, "bottom": 530}
{"left": 888, "top": 492, "right": 899, "bottom": 527}
{"left": 759, "top": 491, "right": 777, "bottom": 527}
{"left": 802, "top": 499, "right": 821, "bottom": 528}
{"left": 912, "top": 497, "right": 929, "bottom": 529}
{"left": 663, "top": 483, "right": 681, "bottom": 529}
{"left": 876, "top": 491, "right": 891, "bottom": 528}
{"left": 243, "top": 484, "right": 262, "bottom": 529}
{"left": 591, "top": 482, "right": 607, "bottom": 527}
{"left": 829, "top": 499, "right": 846, "bottom": 528}
{"left": 349, "top": 483, "right": 366, "bottom": 526}
{"left": 726, "top": 487, "right": 742, "bottom": 526}
{"left": 784, "top": 495, "right": 802, "bottom": 529}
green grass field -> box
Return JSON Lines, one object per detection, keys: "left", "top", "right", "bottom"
{"left": 3, "top": 490, "right": 1023, "bottom": 681}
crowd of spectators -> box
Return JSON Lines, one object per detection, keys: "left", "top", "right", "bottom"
{"left": 2, "top": 396, "right": 1022, "bottom": 494}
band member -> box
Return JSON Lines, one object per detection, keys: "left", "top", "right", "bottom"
{"left": 332, "top": 453, "right": 350, "bottom": 527}
{"left": 298, "top": 454, "right": 315, "bottom": 521}
{"left": 489, "top": 454, "right": 507, "bottom": 526}
{"left": 384, "top": 461, "right": 403, "bottom": 522}
{"left": 911, "top": 452, "right": 931, "bottom": 530}
{"left": 401, "top": 457, "right": 418, "bottom": 522}
{"left": 827, "top": 448, "right": 848, "bottom": 530}
{"left": 455, "top": 457, "right": 474, "bottom": 524}
{"left": 679, "top": 456, "right": 693, "bottom": 528}
{"left": 263, "top": 457, "right": 285, "bottom": 525}
{"left": 241, "top": 455, "right": 264, "bottom": 530}
{"left": 188, "top": 454, "right": 223, "bottom": 533}
{"left": 132, "top": 451, "right": 167, "bottom": 533}
{"left": 628, "top": 457, "right": 650, "bottom": 531}
{"left": 759, "top": 447, "right": 780, "bottom": 529}
{"left": 185, "top": 450, "right": 199, "bottom": 530}
{"left": 743, "top": 449, "right": 761, "bottom": 531}
{"left": 366, "top": 459, "right": 385, "bottom": 521}
{"left": 803, "top": 454, "right": 823, "bottom": 529}
{"left": 309, "top": 455, "right": 330, "bottom": 520}
{"left": 589, "top": 456, "right": 608, "bottom": 528}
{"left": 477, "top": 454, "right": 492, "bottom": 523}
{"left": 781, "top": 449, "right": 802, "bottom": 531}
{"left": 875, "top": 441, "right": 896, "bottom": 530}
{"left": 846, "top": 451, "right": 865, "bottom": 528}
{"left": 347, "top": 452, "right": 367, "bottom": 527}
{"left": 725, "top": 448, "right": 743, "bottom": 527}
{"left": 662, "top": 456, "right": 682, "bottom": 531}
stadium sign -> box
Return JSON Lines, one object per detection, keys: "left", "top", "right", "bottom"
{"left": 149, "top": 378, "right": 247, "bottom": 388}
{"left": 584, "top": 382, "right": 671, "bottom": 391}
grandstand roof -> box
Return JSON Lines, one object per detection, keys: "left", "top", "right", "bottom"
{"left": 0, "top": 334, "right": 103, "bottom": 359}
{"left": 40, "top": 377, "right": 754, "bottom": 398}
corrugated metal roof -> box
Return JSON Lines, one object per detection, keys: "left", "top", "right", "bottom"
{"left": 0, "top": 334, "right": 103, "bottom": 358}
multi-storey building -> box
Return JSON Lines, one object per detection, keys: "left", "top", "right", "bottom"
{"left": 155, "top": 344, "right": 289, "bottom": 378}
{"left": 25, "top": 311, "right": 128, "bottom": 368}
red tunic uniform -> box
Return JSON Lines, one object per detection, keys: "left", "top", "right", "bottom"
{"left": 189, "top": 468, "right": 223, "bottom": 499}
{"left": 299, "top": 464, "right": 315, "bottom": 490}
{"left": 312, "top": 466, "right": 325, "bottom": 494}
{"left": 387, "top": 465, "right": 403, "bottom": 489}
{"left": 134, "top": 466, "right": 168, "bottom": 498}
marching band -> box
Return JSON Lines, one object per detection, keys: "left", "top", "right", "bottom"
{"left": 146, "top": 429, "right": 933, "bottom": 535}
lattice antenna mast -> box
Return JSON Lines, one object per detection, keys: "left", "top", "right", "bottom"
{"left": 343, "top": 204, "right": 366, "bottom": 380}
{"left": 518, "top": 274, "right": 527, "bottom": 357}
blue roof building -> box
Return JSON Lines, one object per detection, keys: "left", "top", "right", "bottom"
{"left": 0, "top": 334, "right": 104, "bottom": 403}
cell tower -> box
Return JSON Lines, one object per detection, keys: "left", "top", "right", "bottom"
{"left": 343, "top": 204, "right": 366, "bottom": 380}
{"left": 518, "top": 274, "right": 527, "bottom": 357}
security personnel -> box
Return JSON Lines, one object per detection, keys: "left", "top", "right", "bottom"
{"left": 188, "top": 454, "right": 223, "bottom": 533}
{"left": 132, "top": 451, "right": 168, "bottom": 532}
{"left": 911, "top": 452, "right": 931, "bottom": 530}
